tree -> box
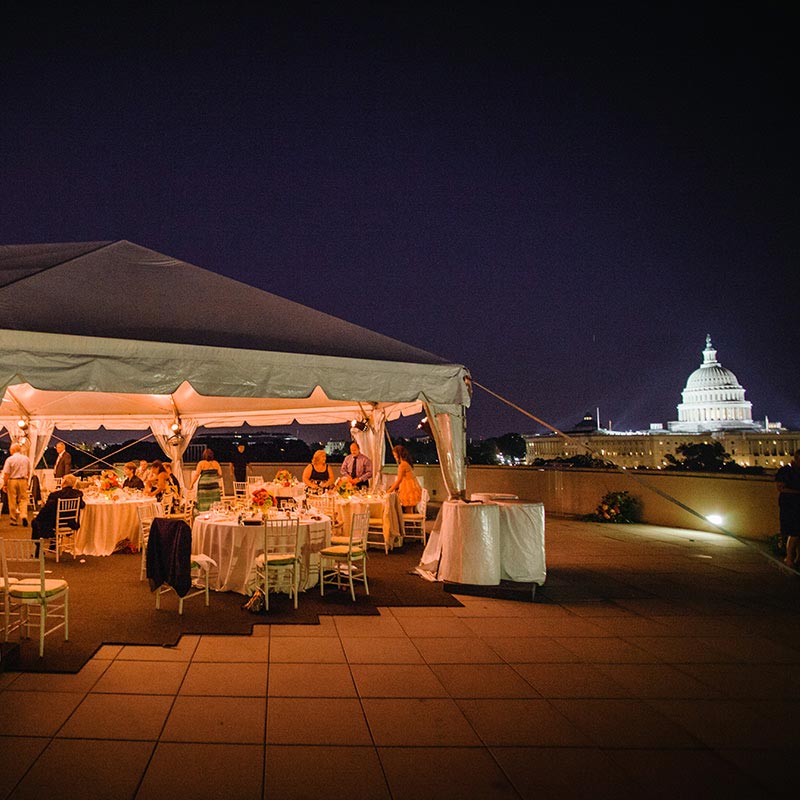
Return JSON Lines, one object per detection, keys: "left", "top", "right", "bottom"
{"left": 664, "top": 442, "right": 731, "bottom": 472}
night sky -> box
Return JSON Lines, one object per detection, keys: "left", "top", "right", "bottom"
{"left": 2, "top": 3, "right": 797, "bottom": 438}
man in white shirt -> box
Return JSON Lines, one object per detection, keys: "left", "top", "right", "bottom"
{"left": 340, "top": 442, "right": 373, "bottom": 490}
{"left": 1, "top": 442, "right": 31, "bottom": 527}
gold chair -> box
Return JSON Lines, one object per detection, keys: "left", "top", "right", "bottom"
{"left": 319, "top": 511, "right": 369, "bottom": 601}
{"left": 402, "top": 488, "right": 429, "bottom": 544}
{"left": 53, "top": 496, "right": 81, "bottom": 562}
{"left": 2, "top": 538, "right": 69, "bottom": 657}
{"left": 254, "top": 518, "right": 301, "bottom": 610}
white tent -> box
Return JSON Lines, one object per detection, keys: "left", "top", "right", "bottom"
{"left": 0, "top": 241, "right": 470, "bottom": 495}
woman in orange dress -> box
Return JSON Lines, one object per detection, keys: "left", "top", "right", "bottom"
{"left": 387, "top": 445, "right": 422, "bottom": 512}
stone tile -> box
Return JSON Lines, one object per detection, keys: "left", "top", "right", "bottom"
{"left": 0, "top": 671, "right": 19, "bottom": 689}
{"left": 9, "top": 739, "right": 153, "bottom": 800}
{"left": 514, "top": 662, "right": 629, "bottom": 698}
{"left": 413, "top": 637, "right": 502, "bottom": 664}
{"left": 430, "top": 663, "right": 539, "bottom": 698}
{"left": 389, "top": 605, "right": 457, "bottom": 617}
{"left": 57, "top": 693, "right": 172, "bottom": 740}
{"left": 0, "top": 690, "right": 83, "bottom": 736}
{"left": 456, "top": 699, "right": 589, "bottom": 746}
{"left": 554, "top": 636, "right": 661, "bottom": 663}
{"left": 91, "top": 644, "right": 123, "bottom": 660}
{"left": 351, "top": 663, "right": 449, "bottom": 697}
{"left": 484, "top": 636, "right": 581, "bottom": 663}
{"left": 266, "top": 697, "right": 371, "bottom": 744}
{"left": 491, "top": 746, "right": 644, "bottom": 799}
{"left": 193, "top": 634, "right": 269, "bottom": 662}
{"left": 0, "top": 737, "right": 49, "bottom": 799}
{"left": 180, "top": 662, "right": 268, "bottom": 695}
{"left": 379, "top": 746, "right": 518, "bottom": 799}
{"left": 268, "top": 635, "right": 345, "bottom": 663}
{"left": 268, "top": 663, "right": 357, "bottom": 697}
{"left": 395, "top": 616, "right": 474, "bottom": 637}
{"left": 615, "top": 636, "right": 732, "bottom": 663}
{"left": 696, "top": 635, "right": 800, "bottom": 663}
{"left": 593, "top": 663, "right": 722, "bottom": 698}
{"left": 550, "top": 698, "right": 701, "bottom": 748}
{"left": 606, "top": 748, "right": 766, "bottom": 800}
{"left": 91, "top": 659, "right": 188, "bottom": 694}
{"left": 715, "top": 748, "right": 800, "bottom": 797}
{"left": 559, "top": 600, "right": 638, "bottom": 617}
{"left": 333, "top": 613, "right": 406, "bottom": 637}
{"left": 679, "top": 662, "right": 800, "bottom": 698}
{"left": 138, "top": 742, "right": 263, "bottom": 800}
{"left": 341, "top": 636, "right": 424, "bottom": 664}
{"left": 363, "top": 698, "right": 481, "bottom": 746}
{"left": 8, "top": 659, "right": 109, "bottom": 693}
{"left": 162, "top": 696, "right": 266, "bottom": 743}
{"left": 266, "top": 745, "right": 390, "bottom": 798}
{"left": 117, "top": 635, "right": 200, "bottom": 661}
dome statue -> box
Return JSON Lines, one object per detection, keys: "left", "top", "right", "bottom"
{"left": 668, "top": 335, "right": 758, "bottom": 433}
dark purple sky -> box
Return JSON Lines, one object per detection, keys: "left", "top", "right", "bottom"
{"left": 2, "top": 3, "right": 797, "bottom": 437}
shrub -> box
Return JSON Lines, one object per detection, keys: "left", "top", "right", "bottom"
{"left": 585, "top": 490, "right": 641, "bottom": 523}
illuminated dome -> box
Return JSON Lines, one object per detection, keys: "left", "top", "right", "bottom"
{"left": 668, "top": 335, "right": 758, "bottom": 432}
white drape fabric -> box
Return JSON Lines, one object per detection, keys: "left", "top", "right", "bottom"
{"left": 149, "top": 418, "right": 199, "bottom": 489}
{"left": 425, "top": 403, "right": 467, "bottom": 500}
{"left": 351, "top": 407, "right": 387, "bottom": 489}
{"left": 4, "top": 419, "right": 54, "bottom": 473}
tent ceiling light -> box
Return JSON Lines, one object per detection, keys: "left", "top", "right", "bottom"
{"left": 350, "top": 418, "right": 369, "bottom": 432}
{"left": 17, "top": 417, "right": 28, "bottom": 429}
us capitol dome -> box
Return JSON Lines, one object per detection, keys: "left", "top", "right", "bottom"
{"left": 668, "top": 335, "right": 759, "bottom": 433}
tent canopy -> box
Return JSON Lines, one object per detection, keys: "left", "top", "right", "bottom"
{"left": 0, "top": 241, "right": 470, "bottom": 433}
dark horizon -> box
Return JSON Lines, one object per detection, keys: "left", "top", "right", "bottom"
{"left": 3, "top": 3, "right": 797, "bottom": 435}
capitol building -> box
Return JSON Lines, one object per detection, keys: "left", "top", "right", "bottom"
{"left": 525, "top": 336, "right": 799, "bottom": 469}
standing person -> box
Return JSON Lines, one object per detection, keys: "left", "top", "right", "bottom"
{"left": 230, "top": 443, "right": 249, "bottom": 483}
{"left": 191, "top": 448, "right": 223, "bottom": 511}
{"left": 1, "top": 442, "right": 31, "bottom": 527}
{"left": 53, "top": 441, "right": 72, "bottom": 478}
{"left": 340, "top": 441, "right": 372, "bottom": 489}
{"left": 776, "top": 449, "right": 800, "bottom": 569}
{"left": 387, "top": 445, "right": 422, "bottom": 512}
{"left": 302, "top": 450, "right": 335, "bottom": 490}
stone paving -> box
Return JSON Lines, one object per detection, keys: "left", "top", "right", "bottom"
{"left": 1, "top": 517, "right": 799, "bottom": 798}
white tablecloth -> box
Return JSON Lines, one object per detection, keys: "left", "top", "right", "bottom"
{"left": 192, "top": 513, "right": 331, "bottom": 594}
{"left": 76, "top": 495, "right": 157, "bottom": 556}
{"left": 424, "top": 499, "right": 546, "bottom": 586}
{"left": 338, "top": 493, "right": 404, "bottom": 549}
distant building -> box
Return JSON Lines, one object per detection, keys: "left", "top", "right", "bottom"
{"left": 525, "top": 335, "right": 798, "bottom": 469}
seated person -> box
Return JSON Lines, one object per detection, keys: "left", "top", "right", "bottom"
{"left": 122, "top": 461, "right": 144, "bottom": 490}
{"left": 302, "top": 449, "right": 335, "bottom": 491}
{"left": 340, "top": 441, "right": 373, "bottom": 489}
{"left": 144, "top": 460, "right": 168, "bottom": 501}
{"left": 31, "top": 474, "right": 85, "bottom": 542}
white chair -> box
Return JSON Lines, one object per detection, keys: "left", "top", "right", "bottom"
{"left": 247, "top": 476, "right": 262, "bottom": 485}
{"left": 366, "top": 507, "right": 389, "bottom": 555}
{"left": 233, "top": 481, "right": 248, "bottom": 501}
{"left": 0, "top": 540, "right": 21, "bottom": 642}
{"left": 402, "top": 487, "right": 429, "bottom": 544}
{"left": 2, "top": 538, "right": 69, "bottom": 657}
{"left": 319, "top": 511, "right": 369, "bottom": 602}
{"left": 53, "top": 496, "right": 82, "bottom": 562}
{"left": 136, "top": 502, "right": 162, "bottom": 581}
{"left": 310, "top": 494, "right": 344, "bottom": 540}
{"left": 146, "top": 518, "right": 215, "bottom": 615}
{"left": 254, "top": 518, "right": 301, "bottom": 610}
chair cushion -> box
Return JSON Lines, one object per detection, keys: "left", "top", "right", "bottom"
{"left": 10, "top": 579, "right": 68, "bottom": 597}
{"left": 403, "top": 513, "right": 424, "bottom": 521}
{"left": 0, "top": 577, "right": 20, "bottom": 589}
{"left": 319, "top": 545, "right": 351, "bottom": 556}
{"left": 330, "top": 536, "right": 350, "bottom": 545}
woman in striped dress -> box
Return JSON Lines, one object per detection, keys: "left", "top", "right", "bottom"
{"left": 190, "top": 448, "right": 223, "bottom": 512}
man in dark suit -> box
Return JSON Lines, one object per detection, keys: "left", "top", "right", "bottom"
{"left": 53, "top": 442, "right": 72, "bottom": 478}
{"left": 31, "top": 474, "right": 85, "bottom": 545}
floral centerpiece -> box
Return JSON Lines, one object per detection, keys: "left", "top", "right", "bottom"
{"left": 274, "top": 469, "right": 296, "bottom": 486}
{"left": 251, "top": 487, "right": 274, "bottom": 513}
{"left": 335, "top": 476, "right": 356, "bottom": 499}
{"left": 99, "top": 470, "right": 121, "bottom": 495}
{"left": 585, "top": 490, "right": 640, "bottom": 523}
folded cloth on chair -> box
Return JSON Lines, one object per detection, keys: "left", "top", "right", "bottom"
{"left": 146, "top": 518, "right": 193, "bottom": 597}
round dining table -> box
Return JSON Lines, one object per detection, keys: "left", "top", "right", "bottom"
{"left": 76, "top": 492, "right": 158, "bottom": 556}
{"left": 336, "top": 492, "right": 404, "bottom": 550}
{"left": 191, "top": 511, "right": 332, "bottom": 594}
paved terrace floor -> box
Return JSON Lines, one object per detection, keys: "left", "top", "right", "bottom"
{"left": 1, "top": 516, "right": 799, "bottom": 799}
